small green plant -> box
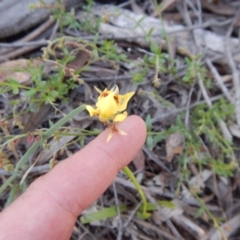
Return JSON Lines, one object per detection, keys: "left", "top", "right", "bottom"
{"left": 178, "top": 99, "right": 236, "bottom": 179}
{"left": 146, "top": 42, "right": 168, "bottom": 72}
{"left": 83, "top": 0, "right": 94, "bottom": 13}
{"left": 146, "top": 98, "right": 236, "bottom": 180}
{"left": 0, "top": 63, "right": 77, "bottom": 110}
{"left": 182, "top": 56, "right": 207, "bottom": 84}
{"left": 131, "top": 67, "right": 149, "bottom": 84}
{"left": 100, "top": 40, "right": 128, "bottom": 62}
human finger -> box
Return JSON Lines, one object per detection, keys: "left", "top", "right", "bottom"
{"left": 0, "top": 115, "right": 146, "bottom": 240}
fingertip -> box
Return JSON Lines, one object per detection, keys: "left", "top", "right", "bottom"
{"left": 125, "top": 115, "right": 147, "bottom": 146}
{"left": 14, "top": 115, "right": 147, "bottom": 223}
{"left": 90, "top": 115, "right": 147, "bottom": 169}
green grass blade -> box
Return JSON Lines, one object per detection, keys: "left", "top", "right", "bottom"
{"left": 81, "top": 205, "right": 127, "bottom": 224}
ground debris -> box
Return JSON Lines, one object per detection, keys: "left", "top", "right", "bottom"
{"left": 1, "top": 0, "right": 240, "bottom": 239}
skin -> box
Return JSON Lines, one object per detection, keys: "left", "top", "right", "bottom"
{"left": 0, "top": 116, "right": 146, "bottom": 240}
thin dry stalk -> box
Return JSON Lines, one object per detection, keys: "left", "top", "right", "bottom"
{"left": 205, "top": 58, "right": 234, "bottom": 104}
{"left": 197, "top": 73, "right": 232, "bottom": 142}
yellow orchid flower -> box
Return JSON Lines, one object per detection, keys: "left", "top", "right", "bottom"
{"left": 86, "top": 85, "right": 135, "bottom": 142}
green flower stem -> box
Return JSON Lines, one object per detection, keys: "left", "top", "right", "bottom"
{"left": 0, "top": 105, "right": 86, "bottom": 196}
{"left": 122, "top": 166, "right": 149, "bottom": 218}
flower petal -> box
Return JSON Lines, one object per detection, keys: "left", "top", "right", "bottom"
{"left": 96, "top": 92, "right": 118, "bottom": 119}
{"left": 94, "top": 86, "right": 102, "bottom": 94}
{"left": 114, "top": 111, "right": 127, "bottom": 122}
{"left": 110, "top": 85, "right": 119, "bottom": 94}
{"left": 85, "top": 105, "right": 99, "bottom": 116}
{"left": 99, "top": 115, "right": 109, "bottom": 122}
{"left": 86, "top": 85, "right": 134, "bottom": 142}
{"left": 117, "top": 92, "right": 135, "bottom": 112}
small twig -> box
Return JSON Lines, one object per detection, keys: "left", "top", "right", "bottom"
{"left": 83, "top": 75, "right": 132, "bottom": 82}
{"left": 78, "top": 222, "right": 97, "bottom": 240}
{"left": 20, "top": 18, "right": 55, "bottom": 42}
{"left": 142, "top": 145, "right": 173, "bottom": 175}
{"left": 115, "top": 177, "right": 200, "bottom": 206}
{"left": 211, "top": 172, "right": 227, "bottom": 220}
{"left": 49, "top": 20, "right": 59, "bottom": 40}
{"left": 145, "top": 192, "right": 184, "bottom": 240}
{"left": 133, "top": 218, "right": 177, "bottom": 240}
{"left": 0, "top": 164, "right": 49, "bottom": 177}
{"left": 65, "top": 19, "right": 232, "bottom": 40}
{"left": 195, "top": 0, "right": 203, "bottom": 25}
{"left": 182, "top": 0, "right": 193, "bottom": 26}
{"left": 0, "top": 18, "right": 54, "bottom": 56}
{"left": 0, "top": 46, "right": 41, "bottom": 63}
{"left": 184, "top": 83, "right": 195, "bottom": 129}
{"left": 225, "top": 9, "right": 240, "bottom": 126}
{"left": 185, "top": 0, "right": 200, "bottom": 23}
{"left": 197, "top": 73, "right": 232, "bottom": 142}
{"left": 0, "top": 41, "right": 48, "bottom": 48}
{"left": 0, "top": 18, "right": 55, "bottom": 62}
{"left": 205, "top": 214, "right": 240, "bottom": 240}
{"left": 126, "top": 227, "right": 153, "bottom": 240}
{"left": 151, "top": 94, "right": 223, "bottom": 123}
{"left": 112, "top": 181, "right": 123, "bottom": 240}
{"left": 197, "top": 73, "right": 212, "bottom": 107}
{"left": 205, "top": 58, "right": 234, "bottom": 104}
{"left": 171, "top": 214, "right": 206, "bottom": 239}
{"left": 122, "top": 201, "right": 142, "bottom": 229}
